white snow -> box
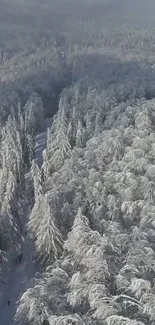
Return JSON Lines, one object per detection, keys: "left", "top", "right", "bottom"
{"left": 0, "top": 118, "right": 52, "bottom": 325}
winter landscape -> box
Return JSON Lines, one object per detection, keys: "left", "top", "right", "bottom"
{"left": 1, "top": 0, "right": 155, "bottom": 324}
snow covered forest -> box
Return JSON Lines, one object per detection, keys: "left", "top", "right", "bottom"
{"left": 1, "top": 0, "right": 155, "bottom": 324}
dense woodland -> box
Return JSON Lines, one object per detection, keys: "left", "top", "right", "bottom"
{"left": 1, "top": 0, "right": 155, "bottom": 324}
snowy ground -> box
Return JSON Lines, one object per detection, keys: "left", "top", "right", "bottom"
{"left": 0, "top": 119, "right": 52, "bottom": 325}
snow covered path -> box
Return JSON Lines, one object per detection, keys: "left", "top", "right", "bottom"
{"left": 0, "top": 119, "right": 52, "bottom": 325}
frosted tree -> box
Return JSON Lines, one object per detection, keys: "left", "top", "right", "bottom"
{"left": 67, "top": 271, "right": 88, "bottom": 313}
{"left": 15, "top": 285, "right": 51, "bottom": 325}
{"left": 28, "top": 195, "right": 44, "bottom": 239}
{"left": 0, "top": 201, "right": 16, "bottom": 249}
{"left": 0, "top": 117, "right": 25, "bottom": 249}
{"left": 3, "top": 170, "right": 20, "bottom": 217}
{"left": 24, "top": 92, "right": 44, "bottom": 134}
{"left": 1, "top": 116, "right": 24, "bottom": 184}
{"left": 26, "top": 133, "right": 35, "bottom": 165}
{"left": 0, "top": 169, "right": 21, "bottom": 249}
{"left": 0, "top": 166, "right": 8, "bottom": 203}
{"left": 24, "top": 100, "right": 36, "bottom": 139}
{"left": 15, "top": 267, "right": 69, "bottom": 325}
{"left": 129, "top": 278, "right": 151, "bottom": 300}
{"left": 28, "top": 194, "right": 63, "bottom": 265}
{"left": 31, "top": 160, "right": 43, "bottom": 198}
{"left": 41, "top": 129, "right": 52, "bottom": 180}
{"left": 49, "top": 314, "right": 85, "bottom": 325}
{"left": 106, "top": 315, "right": 145, "bottom": 325}
{"left": 64, "top": 208, "right": 114, "bottom": 318}
{"left": 76, "top": 120, "right": 85, "bottom": 148}
{"left": 42, "top": 99, "right": 71, "bottom": 174}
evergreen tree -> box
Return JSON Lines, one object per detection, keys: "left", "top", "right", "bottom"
{"left": 28, "top": 194, "right": 63, "bottom": 265}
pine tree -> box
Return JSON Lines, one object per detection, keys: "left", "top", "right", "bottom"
{"left": 42, "top": 100, "right": 71, "bottom": 174}
{"left": 31, "top": 160, "right": 43, "bottom": 198}
{"left": 28, "top": 194, "right": 63, "bottom": 265}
